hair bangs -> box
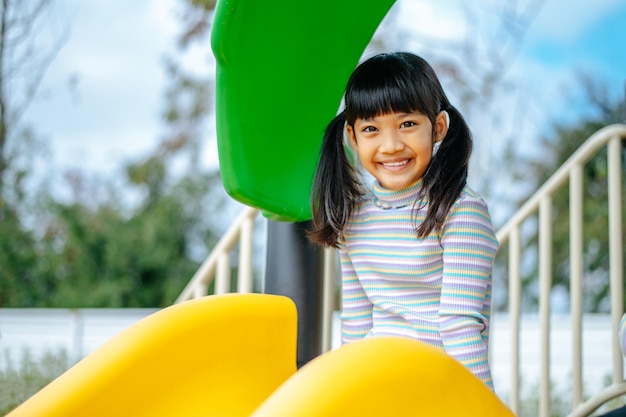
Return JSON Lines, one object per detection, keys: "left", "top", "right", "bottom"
{"left": 344, "top": 54, "right": 431, "bottom": 125}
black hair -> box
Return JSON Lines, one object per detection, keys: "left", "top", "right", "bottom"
{"left": 309, "top": 52, "right": 473, "bottom": 247}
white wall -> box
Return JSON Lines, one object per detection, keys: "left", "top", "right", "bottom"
{"left": 0, "top": 309, "right": 620, "bottom": 400}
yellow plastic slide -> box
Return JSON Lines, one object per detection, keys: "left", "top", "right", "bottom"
{"left": 9, "top": 293, "right": 514, "bottom": 417}
{"left": 7, "top": 293, "right": 298, "bottom": 417}
{"left": 251, "top": 336, "right": 515, "bottom": 417}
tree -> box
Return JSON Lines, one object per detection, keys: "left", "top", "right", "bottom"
{"left": 0, "top": 0, "right": 231, "bottom": 308}
{"left": 0, "top": 0, "right": 66, "bottom": 195}
{"left": 0, "top": 0, "right": 67, "bottom": 306}
{"left": 501, "top": 76, "right": 625, "bottom": 312}
{"left": 29, "top": 169, "right": 224, "bottom": 308}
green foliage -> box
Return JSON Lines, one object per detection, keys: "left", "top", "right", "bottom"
{"left": 0, "top": 348, "right": 70, "bottom": 415}
{"left": 0, "top": 109, "right": 228, "bottom": 308}
{"left": 516, "top": 378, "right": 571, "bottom": 417}
{"left": 0, "top": 121, "right": 226, "bottom": 308}
{"left": 511, "top": 372, "right": 622, "bottom": 417}
{"left": 0, "top": 0, "right": 226, "bottom": 308}
{"left": 0, "top": 127, "right": 54, "bottom": 307}
{"left": 597, "top": 373, "right": 626, "bottom": 415}
{"left": 31, "top": 169, "right": 223, "bottom": 308}
{"left": 0, "top": 203, "right": 41, "bottom": 306}
{"left": 500, "top": 79, "right": 625, "bottom": 313}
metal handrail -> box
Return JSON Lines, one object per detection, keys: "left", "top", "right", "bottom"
{"left": 495, "top": 124, "right": 626, "bottom": 417}
{"left": 175, "top": 206, "right": 259, "bottom": 303}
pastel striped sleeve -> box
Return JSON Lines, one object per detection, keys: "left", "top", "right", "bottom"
{"left": 439, "top": 194, "right": 499, "bottom": 390}
{"left": 339, "top": 245, "right": 373, "bottom": 343}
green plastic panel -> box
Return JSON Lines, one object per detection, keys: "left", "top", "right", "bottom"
{"left": 211, "top": 0, "right": 396, "bottom": 222}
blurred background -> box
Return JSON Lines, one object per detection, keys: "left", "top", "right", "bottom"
{"left": 2, "top": 0, "right": 623, "bottom": 309}
{"left": 0, "top": 0, "right": 625, "bottom": 413}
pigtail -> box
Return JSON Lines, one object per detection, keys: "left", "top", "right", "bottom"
{"left": 417, "top": 105, "right": 472, "bottom": 238}
{"left": 309, "top": 112, "right": 363, "bottom": 247}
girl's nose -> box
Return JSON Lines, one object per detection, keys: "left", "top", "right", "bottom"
{"left": 379, "top": 131, "right": 404, "bottom": 153}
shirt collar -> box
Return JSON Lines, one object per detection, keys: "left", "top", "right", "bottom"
{"left": 371, "top": 179, "right": 422, "bottom": 209}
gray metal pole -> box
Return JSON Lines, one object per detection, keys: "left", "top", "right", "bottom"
{"left": 264, "top": 220, "right": 324, "bottom": 368}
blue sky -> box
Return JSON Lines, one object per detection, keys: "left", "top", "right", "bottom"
{"left": 528, "top": 10, "right": 626, "bottom": 70}
{"left": 25, "top": 0, "right": 626, "bottom": 197}
{"left": 519, "top": 0, "right": 626, "bottom": 123}
{"left": 525, "top": 0, "right": 625, "bottom": 72}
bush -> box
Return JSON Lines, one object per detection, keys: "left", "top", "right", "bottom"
{"left": 0, "top": 348, "right": 70, "bottom": 415}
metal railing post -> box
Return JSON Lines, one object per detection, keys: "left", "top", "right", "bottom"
{"left": 509, "top": 225, "right": 522, "bottom": 415}
{"left": 539, "top": 196, "right": 553, "bottom": 417}
{"left": 570, "top": 163, "right": 584, "bottom": 407}
{"left": 608, "top": 135, "right": 624, "bottom": 384}
{"left": 321, "top": 247, "right": 336, "bottom": 353}
{"left": 237, "top": 216, "right": 254, "bottom": 293}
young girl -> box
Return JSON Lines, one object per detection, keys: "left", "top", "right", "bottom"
{"left": 309, "top": 52, "right": 499, "bottom": 390}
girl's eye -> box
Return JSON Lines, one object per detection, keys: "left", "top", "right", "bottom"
{"left": 401, "top": 121, "right": 416, "bottom": 128}
{"left": 362, "top": 126, "right": 378, "bottom": 133}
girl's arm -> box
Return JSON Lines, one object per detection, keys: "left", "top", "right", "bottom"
{"left": 339, "top": 246, "right": 373, "bottom": 343}
{"left": 439, "top": 193, "right": 499, "bottom": 390}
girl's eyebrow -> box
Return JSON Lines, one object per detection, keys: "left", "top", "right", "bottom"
{"left": 357, "top": 112, "right": 418, "bottom": 123}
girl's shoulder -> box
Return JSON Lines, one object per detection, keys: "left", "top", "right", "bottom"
{"left": 444, "top": 185, "right": 498, "bottom": 245}
{"left": 447, "top": 184, "right": 494, "bottom": 222}
{"left": 455, "top": 184, "right": 490, "bottom": 208}
{"left": 459, "top": 184, "right": 481, "bottom": 198}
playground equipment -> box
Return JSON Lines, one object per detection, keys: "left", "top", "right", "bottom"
{"left": 212, "top": 0, "right": 395, "bottom": 222}
{"left": 10, "top": 0, "right": 625, "bottom": 414}
{"left": 250, "top": 336, "right": 515, "bottom": 417}
{"left": 7, "top": 294, "right": 513, "bottom": 417}
{"left": 6, "top": 294, "right": 297, "bottom": 417}
{"left": 211, "top": 0, "right": 398, "bottom": 367}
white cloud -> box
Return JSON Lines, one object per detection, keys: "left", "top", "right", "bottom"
{"left": 395, "top": 0, "right": 466, "bottom": 41}
{"left": 26, "top": 0, "right": 181, "bottom": 175}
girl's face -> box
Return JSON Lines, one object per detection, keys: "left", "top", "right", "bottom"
{"left": 346, "top": 111, "right": 448, "bottom": 191}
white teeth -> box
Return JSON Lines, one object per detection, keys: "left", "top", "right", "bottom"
{"left": 382, "top": 160, "right": 408, "bottom": 167}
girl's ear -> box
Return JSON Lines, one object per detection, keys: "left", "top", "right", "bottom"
{"left": 435, "top": 111, "right": 449, "bottom": 142}
{"left": 346, "top": 124, "right": 358, "bottom": 149}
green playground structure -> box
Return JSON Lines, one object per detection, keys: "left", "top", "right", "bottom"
{"left": 212, "top": 0, "right": 395, "bottom": 221}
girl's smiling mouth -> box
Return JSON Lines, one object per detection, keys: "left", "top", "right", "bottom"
{"left": 380, "top": 159, "right": 411, "bottom": 168}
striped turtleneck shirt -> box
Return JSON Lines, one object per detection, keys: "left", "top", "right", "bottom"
{"left": 339, "top": 179, "right": 499, "bottom": 390}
